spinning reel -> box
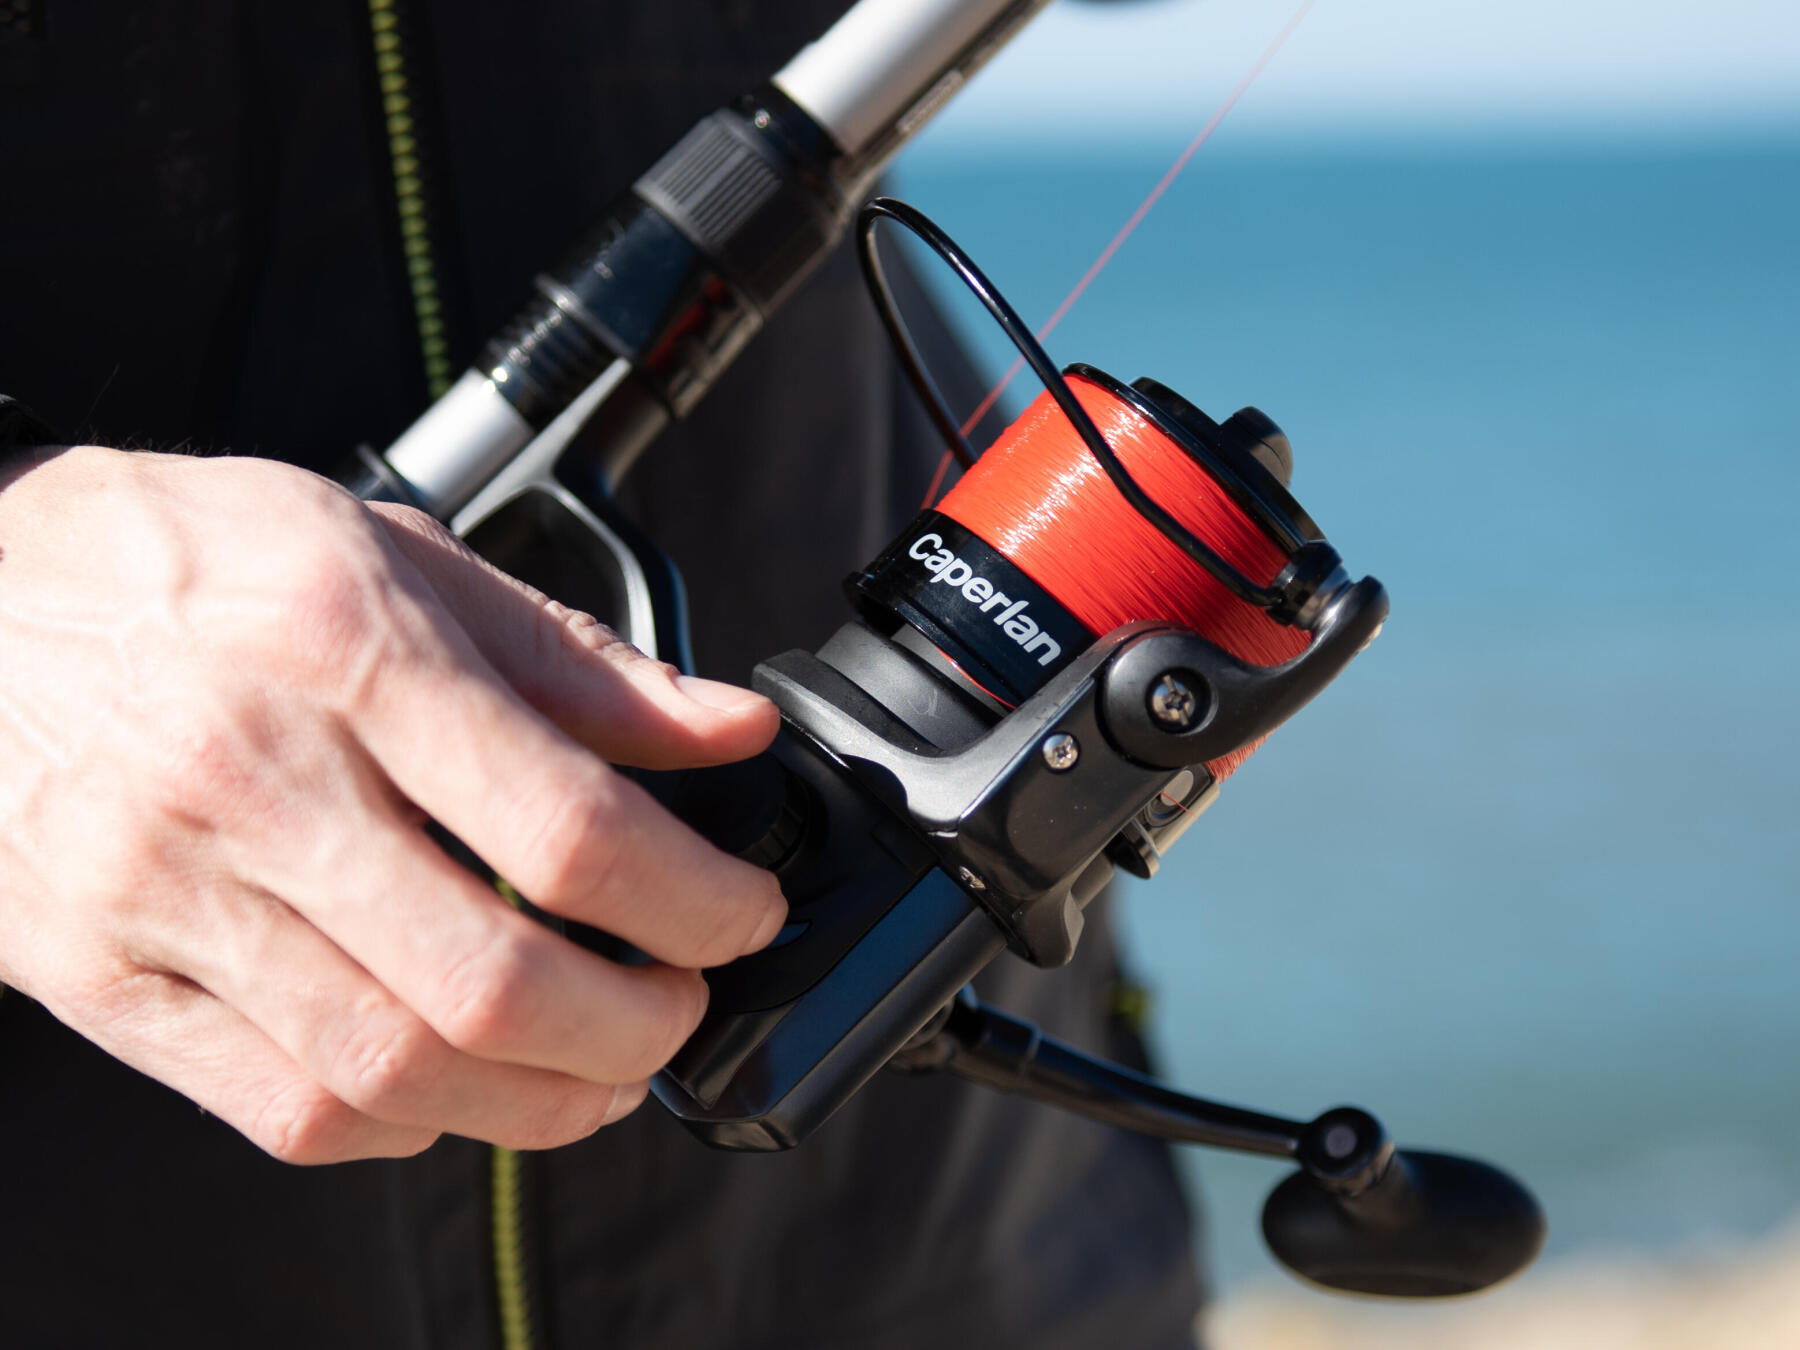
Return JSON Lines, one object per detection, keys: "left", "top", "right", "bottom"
{"left": 633, "top": 200, "right": 1541, "bottom": 1296}
{"left": 350, "top": 0, "right": 1545, "bottom": 1297}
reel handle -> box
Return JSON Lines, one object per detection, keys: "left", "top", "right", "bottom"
{"left": 905, "top": 995, "right": 1546, "bottom": 1298}
{"left": 1263, "top": 1138, "right": 1548, "bottom": 1297}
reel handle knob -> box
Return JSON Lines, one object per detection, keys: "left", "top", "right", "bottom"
{"left": 1261, "top": 1108, "right": 1546, "bottom": 1297}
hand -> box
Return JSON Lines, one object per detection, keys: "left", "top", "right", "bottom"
{"left": 0, "top": 446, "right": 785, "bottom": 1162}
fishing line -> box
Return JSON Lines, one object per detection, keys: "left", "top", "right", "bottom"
{"left": 919, "top": 0, "right": 1321, "bottom": 509}
{"left": 934, "top": 369, "right": 1309, "bottom": 778}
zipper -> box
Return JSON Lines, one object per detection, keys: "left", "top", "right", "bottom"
{"left": 365, "top": 11, "right": 534, "bottom": 1348}
{"left": 489, "top": 1145, "right": 536, "bottom": 1350}
{"left": 487, "top": 880, "right": 541, "bottom": 1350}
{"left": 367, "top": 0, "right": 454, "bottom": 400}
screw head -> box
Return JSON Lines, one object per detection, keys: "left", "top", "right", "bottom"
{"left": 1041, "top": 732, "right": 1080, "bottom": 772}
{"left": 956, "top": 866, "right": 987, "bottom": 892}
{"left": 1148, "top": 672, "right": 1200, "bottom": 730}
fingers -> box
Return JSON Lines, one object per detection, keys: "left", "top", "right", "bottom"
{"left": 336, "top": 595, "right": 786, "bottom": 967}
{"left": 0, "top": 455, "right": 762, "bottom": 1170}
{"left": 367, "top": 502, "right": 779, "bottom": 769}
{"left": 59, "top": 965, "right": 437, "bottom": 1165}
{"left": 161, "top": 881, "right": 648, "bottom": 1150}
{"left": 228, "top": 776, "right": 720, "bottom": 1086}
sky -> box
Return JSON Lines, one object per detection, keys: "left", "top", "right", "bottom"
{"left": 916, "top": 0, "right": 1800, "bottom": 145}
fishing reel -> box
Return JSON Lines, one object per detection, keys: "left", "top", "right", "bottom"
{"left": 347, "top": 0, "right": 1544, "bottom": 1290}
{"left": 622, "top": 201, "right": 1544, "bottom": 1296}
{"left": 645, "top": 202, "right": 1375, "bottom": 1129}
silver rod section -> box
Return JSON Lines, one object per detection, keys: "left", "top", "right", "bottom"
{"left": 774, "top": 0, "right": 1054, "bottom": 160}
{"left": 448, "top": 357, "right": 644, "bottom": 536}
{"left": 383, "top": 369, "right": 535, "bottom": 520}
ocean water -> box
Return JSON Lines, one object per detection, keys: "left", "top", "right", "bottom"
{"left": 893, "top": 135, "right": 1800, "bottom": 1294}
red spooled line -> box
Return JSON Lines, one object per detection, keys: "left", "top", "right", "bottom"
{"left": 938, "top": 375, "right": 1307, "bottom": 779}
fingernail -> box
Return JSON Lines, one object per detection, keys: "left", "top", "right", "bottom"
{"left": 675, "top": 675, "right": 768, "bottom": 713}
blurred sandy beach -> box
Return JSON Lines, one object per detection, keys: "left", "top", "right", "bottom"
{"left": 1206, "top": 1219, "right": 1800, "bottom": 1349}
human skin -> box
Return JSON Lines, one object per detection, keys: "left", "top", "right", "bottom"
{"left": 0, "top": 446, "right": 787, "bottom": 1163}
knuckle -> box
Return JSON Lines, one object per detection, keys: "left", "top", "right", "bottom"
{"left": 258, "top": 531, "right": 402, "bottom": 707}
{"left": 281, "top": 560, "right": 379, "bottom": 666}
{"left": 331, "top": 1015, "right": 441, "bottom": 1117}
{"left": 149, "top": 710, "right": 269, "bottom": 828}
{"left": 594, "top": 633, "right": 673, "bottom": 683}
{"left": 513, "top": 774, "right": 625, "bottom": 905}
{"left": 544, "top": 603, "right": 617, "bottom": 654}
{"left": 433, "top": 930, "right": 546, "bottom": 1057}
{"left": 250, "top": 1081, "right": 364, "bottom": 1165}
{"left": 547, "top": 606, "right": 673, "bottom": 681}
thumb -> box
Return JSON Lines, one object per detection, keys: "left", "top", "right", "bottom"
{"left": 367, "top": 502, "right": 779, "bottom": 769}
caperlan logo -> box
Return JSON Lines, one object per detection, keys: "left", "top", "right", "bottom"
{"left": 907, "top": 532, "right": 1063, "bottom": 667}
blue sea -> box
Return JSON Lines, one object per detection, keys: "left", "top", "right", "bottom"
{"left": 895, "top": 133, "right": 1800, "bottom": 1294}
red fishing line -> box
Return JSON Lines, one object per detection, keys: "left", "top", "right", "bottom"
{"left": 937, "top": 373, "right": 1307, "bottom": 779}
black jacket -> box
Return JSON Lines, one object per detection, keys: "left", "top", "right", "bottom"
{"left": 0, "top": 6, "right": 1202, "bottom": 1347}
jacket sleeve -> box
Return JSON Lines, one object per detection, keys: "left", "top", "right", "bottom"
{"left": 0, "top": 394, "right": 64, "bottom": 452}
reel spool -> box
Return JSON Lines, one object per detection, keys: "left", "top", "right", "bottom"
{"left": 854, "top": 368, "right": 1319, "bottom": 783}
{"left": 850, "top": 197, "right": 1358, "bottom": 833}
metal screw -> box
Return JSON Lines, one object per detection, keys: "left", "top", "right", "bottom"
{"left": 1041, "top": 732, "right": 1080, "bottom": 772}
{"left": 1148, "top": 672, "right": 1200, "bottom": 730}
{"left": 956, "top": 866, "right": 987, "bottom": 892}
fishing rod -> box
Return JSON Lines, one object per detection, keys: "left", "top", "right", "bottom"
{"left": 343, "top": 0, "right": 1546, "bottom": 1298}
{"left": 346, "top": 0, "right": 1059, "bottom": 665}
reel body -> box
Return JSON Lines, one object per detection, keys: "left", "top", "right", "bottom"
{"left": 643, "top": 362, "right": 1386, "bottom": 1148}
